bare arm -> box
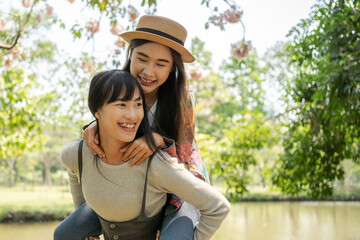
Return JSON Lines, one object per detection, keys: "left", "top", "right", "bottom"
{"left": 82, "top": 121, "right": 105, "bottom": 158}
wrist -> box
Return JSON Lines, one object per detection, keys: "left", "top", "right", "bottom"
{"left": 83, "top": 119, "right": 96, "bottom": 131}
{"left": 153, "top": 133, "right": 166, "bottom": 147}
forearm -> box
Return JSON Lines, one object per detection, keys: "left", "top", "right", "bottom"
{"left": 153, "top": 132, "right": 166, "bottom": 148}
{"left": 153, "top": 158, "right": 230, "bottom": 240}
{"left": 193, "top": 193, "right": 230, "bottom": 240}
{"left": 82, "top": 119, "right": 96, "bottom": 131}
{"left": 155, "top": 134, "right": 177, "bottom": 158}
{"left": 68, "top": 171, "right": 85, "bottom": 209}
{"left": 182, "top": 181, "right": 230, "bottom": 240}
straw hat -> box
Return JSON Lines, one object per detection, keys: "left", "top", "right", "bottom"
{"left": 119, "top": 15, "right": 195, "bottom": 63}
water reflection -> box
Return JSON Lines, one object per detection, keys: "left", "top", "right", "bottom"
{"left": 0, "top": 221, "right": 58, "bottom": 240}
{"left": 0, "top": 202, "right": 359, "bottom": 240}
{"left": 211, "top": 201, "right": 360, "bottom": 240}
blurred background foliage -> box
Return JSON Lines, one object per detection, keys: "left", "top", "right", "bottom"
{"left": 0, "top": 0, "right": 359, "bottom": 201}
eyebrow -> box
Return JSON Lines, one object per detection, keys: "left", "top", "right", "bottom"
{"left": 116, "top": 96, "right": 142, "bottom": 102}
{"left": 136, "top": 51, "right": 171, "bottom": 63}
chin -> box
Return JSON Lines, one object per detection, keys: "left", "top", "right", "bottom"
{"left": 123, "top": 136, "right": 136, "bottom": 142}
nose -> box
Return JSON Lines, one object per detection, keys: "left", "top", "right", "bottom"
{"left": 124, "top": 106, "right": 137, "bottom": 119}
{"left": 142, "top": 63, "right": 154, "bottom": 77}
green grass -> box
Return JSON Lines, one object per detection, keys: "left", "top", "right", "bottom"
{"left": 1, "top": 184, "right": 359, "bottom": 222}
{"left": 0, "top": 185, "right": 73, "bottom": 222}
{"left": 211, "top": 182, "right": 360, "bottom": 202}
{"left": 231, "top": 186, "right": 360, "bottom": 202}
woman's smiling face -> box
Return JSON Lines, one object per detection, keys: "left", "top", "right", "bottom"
{"left": 130, "top": 42, "right": 174, "bottom": 96}
{"left": 96, "top": 87, "right": 144, "bottom": 144}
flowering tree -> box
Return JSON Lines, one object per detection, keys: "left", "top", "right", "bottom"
{"left": 0, "top": 0, "right": 251, "bottom": 62}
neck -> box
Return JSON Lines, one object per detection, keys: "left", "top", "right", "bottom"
{"left": 98, "top": 127, "right": 127, "bottom": 165}
{"left": 145, "top": 90, "right": 158, "bottom": 109}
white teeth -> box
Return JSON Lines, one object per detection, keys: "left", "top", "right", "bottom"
{"left": 120, "top": 123, "right": 135, "bottom": 129}
{"left": 140, "top": 77, "right": 155, "bottom": 83}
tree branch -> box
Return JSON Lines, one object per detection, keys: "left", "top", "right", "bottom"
{"left": 0, "top": 0, "right": 38, "bottom": 50}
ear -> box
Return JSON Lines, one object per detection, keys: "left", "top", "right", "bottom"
{"left": 95, "top": 112, "right": 100, "bottom": 119}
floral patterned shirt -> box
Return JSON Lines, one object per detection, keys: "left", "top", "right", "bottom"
{"left": 160, "top": 91, "right": 210, "bottom": 214}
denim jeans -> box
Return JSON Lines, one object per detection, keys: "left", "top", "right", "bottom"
{"left": 159, "top": 201, "right": 200, "bottom": 240}
{"left": 53, "top": 203, "right": 102, "bottom": 240}
{"left": 53, "top": 202, "right": 200, "bottom": 240}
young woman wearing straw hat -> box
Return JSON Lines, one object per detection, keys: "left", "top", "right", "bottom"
{"left": 55, "top": 69, "right": 229, "bottom": 240}
{"left": 54, "top": 15, "right": 215, "bottom": 240}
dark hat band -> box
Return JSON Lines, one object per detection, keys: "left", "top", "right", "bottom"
{"left": 136, "top": 28, "right": 184, "bottom": 46}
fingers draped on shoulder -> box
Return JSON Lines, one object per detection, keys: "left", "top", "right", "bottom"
{"left": 84, "top": 132, "right": 105, "bottom": 158}
{"left": 128, "top": 151, "right": 150, "bottom": 166}
{"left": 122, "top": 138, "right": 155, "bottom": 166}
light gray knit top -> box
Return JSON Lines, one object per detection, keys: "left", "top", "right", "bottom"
{"left": 61, "top": 140, "right": 230, "bottom": 240}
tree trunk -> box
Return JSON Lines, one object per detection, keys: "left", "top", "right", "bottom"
{"left": 43, "top": 153, "right": 52, "bottom": 186}
{"left": 6, "top": 158, "right": 16, "bottom": 187}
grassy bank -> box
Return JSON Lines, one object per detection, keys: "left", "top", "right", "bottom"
{"left": 0, "top": 185, "right": 73, "bottom": 223}
{"left": 1, "top": 185, "right": 360, "bottom": 223}
{"left": 236, "top": 186, "right": 360, "bottom": 201}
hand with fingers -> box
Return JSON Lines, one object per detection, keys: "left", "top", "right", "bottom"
{"left": 85, "top": 236, "right": 100, "bottom": 240}
{"left": 121, "top": 133, "right": 165, "bottom": 166}
{"left": 83, "top": 121, "right": 106, "bottom": 158}
{"left": 156, "top": 230, "right": 161, "bottom": 240}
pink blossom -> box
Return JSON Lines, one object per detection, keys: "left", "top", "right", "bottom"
{"left": 209, "top": 15, "right": 224, "bottom": 27}
{"left": 3, "top": 55, "right": 14, "bottom": 68}
{"left": 0, "top": 20, "right": 6, "bottom": 31}
{"left": 115, "top": 38, "right": 126, "bottom": 47}
{"left": 129, "top": 12, "right": 139, "bottom": 22}
{"left": 11, "top": 46, "right": 23, "bottom": 58}
{"left": 46, "top": 6, "right": 54, "bottom": 16}
{"left": 68, "top": 0, "right": 75, "bottom": 3}
{"left": 110, "top": 3, "right": 119, "bottom": 11}
{"left": 81, "top": 62, "right": 96, "bottom": 73}
{"left": 231, "top": 41, "right": 252, "bottom": 60}
{"left": 127, "top": 6, "right": 139, "bottom": 22}
{"left": 188, "top": 65, "right": 203, "bottom": 81}
{"left": 110, "top": 24, "right": 123, "bottom": 35}
{"left": 21, "top": 0, "right": 33, "bottom": 8}
{"left": 114, "top": 49, "right": 121, "bottom": 55}
{"left": 35, "top": 14, "right": 43, "bottom": 24}
{"left": 86, "top": 21, "right": 100, "bottom": 35}
{"left": 223, "top": 9, "right": 243, "bottom": 23}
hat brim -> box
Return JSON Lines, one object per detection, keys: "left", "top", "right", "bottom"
{"left": 120, "top": 31, "right": 195, "bottom": 63}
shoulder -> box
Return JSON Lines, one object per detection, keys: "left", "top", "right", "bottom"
{"left": 149, "top": 150, "right": 187, "bottom": 175}
{"left": 152, "top": 150, "right": 178, "bottom": 166}
{"left": 148, "top": 150, "right": 206, "bottom": 193}
{"left": 60, "top": 139, "right": 82, "bottom": 170}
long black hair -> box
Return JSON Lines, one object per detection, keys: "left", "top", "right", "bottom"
{"left": 88, "top": 69, "right": 157, "bottom": 152}
{"left": 122, "top": 39, "right": 191, "bottom": 151}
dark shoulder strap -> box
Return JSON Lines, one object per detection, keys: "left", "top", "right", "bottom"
{"left": 139, "top": 150, "right": 157, "bottom": 218}
{"left": 78, "top": 139, "right": 84, "bottom": 183}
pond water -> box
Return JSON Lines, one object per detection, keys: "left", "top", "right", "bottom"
{"left": 1, "top": 201, "right": 359, "bottom": 240}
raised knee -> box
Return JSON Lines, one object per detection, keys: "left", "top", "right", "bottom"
{"left": 53, "top": 224, "right": 65, "bottom": 240}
